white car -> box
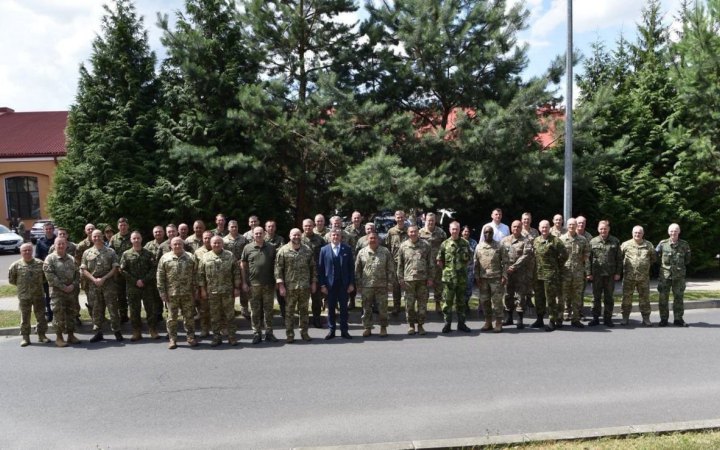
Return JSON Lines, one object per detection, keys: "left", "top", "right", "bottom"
{"left": 0, "top": 225, "right": 23, "bottom": 253}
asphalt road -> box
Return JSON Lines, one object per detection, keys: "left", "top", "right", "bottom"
{"left": 1, "top": 308, "right": 720, "bottom": 449}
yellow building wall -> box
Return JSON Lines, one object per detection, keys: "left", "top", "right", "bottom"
{"left": 0, "top": 159, "right": 59, "bottom": 229}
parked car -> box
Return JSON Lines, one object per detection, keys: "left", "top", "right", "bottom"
{"left": 0, "top": 225, "right": 23, "bottom": 253}
{"left": 30, "top": 219, "right": 54, "bottom": 244}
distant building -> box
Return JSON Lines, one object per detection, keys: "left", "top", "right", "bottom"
{"left": 0, "top": 107, "right": 67, "bottom": 229}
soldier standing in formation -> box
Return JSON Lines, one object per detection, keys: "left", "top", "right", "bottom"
{"left": 275, "top": 228, "right": 317, "bottom": 343}
{"left": 387, "top": 210, "right": 409, "bottom": 316}
{"left": 302, "top": 218, "right": 327, "bottom": 328}
{"left": 224, "top": 220, "right": 250, "bottom": 319}
{"left": 83, "top": 229, "right": 123, "bottom": 343}
{"left": 620, "top": 226, "right": 656, "bottom": 326}
{"left": 437, "top": 221, "right": 472, "bottom": 333}
{"left": 501, "top": 221, "right": 533, "bottom": 329}
{"left": 397, "top": 225, "right": 434, "bottom": 335}
{"left": 198, "top": 235, "right": 241, "bottom": 346}
{"left": 119, "top": 231, "right": 158, "bottom": 340}
{"left": 587, "top": 220, "right": 622, "bottom": 327}
{"left": 532, "top": 220, "right": 568, "bottom": 332}
{"left": 474, "top": 226, "right": 509, "bottom": 333}
{"left": 109, "top": 217, "right": 132, "bottom": 323}
{"left": 355, "top": 231, "right": 395, "bottom": 337}
{"left": 9, "top": 243, "right": 50, "bottom": 346}
{"left": 656, "top": 223, "right": 691, "bottom": 327}
{"left": 559, "top": 218, "right": 590, "bottom": 328}
{"left": 43, "top": 238, "right": 80, "bottom": 347}
{"left": 419, "top": 212, "right": 446, "bottom": 313}
{"left": 241, "top": 226, "right": 278, "bottom": 344}
{"left": 157, "top": 237, "right": 197, "bottom": 349}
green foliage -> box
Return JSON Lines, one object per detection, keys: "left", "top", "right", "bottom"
{"left": 49, "top": 0, "right": 160, "bottom": 240}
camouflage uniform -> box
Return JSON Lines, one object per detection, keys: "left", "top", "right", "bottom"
{"left": 185, "top": 235, "right": 204, "bottom": 252}
{"left": 656, "top": 239, "right": 691, "bottom": 322}
{"left": 81, "top": 246, "right": 121, "bottom": 332}
{"left": 474, "top": 240, "right": 509, "bottom": 322}
{"left": 75, "top": 237, "right": 93, "bottom": 310}
{"left": 109, "top": 232, "right": 132, "bottom": 319}
{"left": 344, "top": 225, "right": 365, "bottom": 251}
{"left": 157, "top": 251, "right": 197, "bottom": 341}
{"left": 532, "top": 234, "right": 568, "bottom": 324}
{"left": 241, "top": 242, "right": 276, "bottom": 334}
{"left": 50, "top": 240, "right": 80, "bottom": 315}
{"left": 120, "top": 247, "right": 157, "bottom": 332}
{"left": 211, "top": 228, "right": 229, "bottom": 238}
{"left": 9, "top": 258, "right": 48, "bottom": 338}
{"left": 386, "top": 225, "right": 409, "bottom": 313}
{"left": 397, "top": 239, "right": 433, "bottom": 327}
{"left": 355, "top": 245, "right": 395, "bottom": 330}
{"left": 560, "top": 233, "right": 590, "bottom": 321}
{"left": 143, "top": 239, "right": 165, "bottom": 321}
{"left": 224, "top": 233, "right": 250, "bottom": 316}
{"left": 43, "top": 253, "right": 79, "bottom": 334}
{"left": 521, "top": 227, "right": 540, "bottom": 239}
{"left": 275, "top": 243, "right": 316, "bottom": 339}
{"left": 550, "top": 226, "right": 566, "bottom": 238}
{"left": 587, "top": 235, "right": 622, "bottom": 322}
{"left": 419, "top": 226, "right": 447, "bottom": 309}
{"left": 500, "top": 234, "right": 533, "bottom": 313}
{"left": 198, "top": 249, "right": 240, "bottom": 340}
{"left": 192, "top": 247, "right": 211, "bottom": 333}
{"left": 620, "top": 239, "right": 656, "bottom": 320}
{"left": 265, "top": 234, "right": 287, "bottom": 317}
{"left": 158, "top": 239, "right": 195, "bottom": 256}
{"left": 437, "top": 237, "right": 472, "bottom": 324}
{"left": 302, "top": 233, "right": 327, "bottom": 325}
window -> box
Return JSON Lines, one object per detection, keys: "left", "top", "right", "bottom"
{"left": 5, "top": 176, "right": 40, "bottom": 219}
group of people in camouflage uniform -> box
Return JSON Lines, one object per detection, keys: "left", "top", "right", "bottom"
{"left": 8, "top": 208, "right": 692, "bottom": 349}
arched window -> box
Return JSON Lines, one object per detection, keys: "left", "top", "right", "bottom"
{"left": 5, "top": 176, "right": 40, "bottom": 219}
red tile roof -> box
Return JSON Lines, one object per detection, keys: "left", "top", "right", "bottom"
{"left": 0, "top": 108, "right": 68, "bottom": 158}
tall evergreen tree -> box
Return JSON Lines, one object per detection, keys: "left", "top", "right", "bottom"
{"left": 49, "top": 0, "right": 160, "bottom": 238}
{"left": 156, "top": 0, "right": 270, "bottom": 224}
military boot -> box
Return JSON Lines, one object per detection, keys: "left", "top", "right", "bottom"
{"left": 516, "top": 313, "right": 525, "bottom": 330}
{"left": 620, "top": 315, "right": 630, "bottom": 326}
{"left": 588, "top": 316, "right": 601, "bottom": 326}
{"left": 114, "top": 331, "right": 125, "bottom": 342}
{"left": 493, "top": 319, "right": 503, "bottom": 333}
{"left": 131, "top": 329, "right": 142, "bottom": 342}
{"left": 502, "top": 310, "right": 513, "bottom": 326}
{"left": 149, "top": 327, "right": 160, "bottom": 339}
{"left": 457, "top": 321, "right": 471, "bottom": 333}
{"left": 168, "top": 339, "right": 177, "bottom": 350}
{"left": 380, "top": 326, "right": 388, "bottom": 337}
{"left": 211, "top": 335, "right": 222, "bottom": 347}
{"left": 530, "top": 314, "right": 544, "bottom": 329}
{"left": 659, "top": 318, "right": 669, "bottom": 327}
{"left": 66, "top": 332, "right": 80, "bottom": 345}
{"left": 37, "top": 333, "right": 51, "bottom": 344}
{"left": 441, "top": 322, "right": 452, "bottom": 333}
{"left": 417, "top": 324, "right": 426, "bottom": 335}
{"left": 55, "top": 333, "right": 67, "bottom": 348}
{"left": 20, "top": 335, "right": 30, "bottom": 347}
{"left": 89, "top": 331, "right": 104, "bottom": 343}
{"left": 301, "top": 331, "right": 311, "bottom": 341}
{"left": 480, "top": 318, "right": 493, "bottom": 331}
{"left": 604, "top": 316, "right": 615, "bottom": 328}
{"left": 642, "top": 315, "right": 652, "bottom": 327}
{"left": 407, "top": 325, "right": 416, "bottom": 335}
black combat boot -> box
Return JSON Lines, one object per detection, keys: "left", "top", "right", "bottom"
{"left": 457, "top": 321, "right": 471, "bottom": 333}
{"left": 441, "top": 322, "right": 452, "bottom": 333}
{"left": 502, "top": 310, "right": 513, "bottom": 326}
{"left": 516, "top": 312, "right": 525, "bottom": 330}
{"left": 529, "top": 314, "right": 544, "bottom": 328}
{"left": 588, "top": 316, "right": 601, "bottom": 326}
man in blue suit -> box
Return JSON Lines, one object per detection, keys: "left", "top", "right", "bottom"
{"left": 318, "top": 229, "right": 355, "bottom": 339}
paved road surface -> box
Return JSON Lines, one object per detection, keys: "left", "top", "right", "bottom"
{"left": 2, "top": 308, "right": 720, "bottom": 449}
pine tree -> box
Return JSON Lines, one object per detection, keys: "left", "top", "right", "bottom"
{"left": 49, "top": 0, "right": 160, "bottom": 238}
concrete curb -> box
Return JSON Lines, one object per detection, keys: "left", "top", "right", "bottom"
{"left": 2, "top": 299, "right": 719, "bottom": 337}
{"left": 295, "top": 418, "right": 720, "bottom": 449}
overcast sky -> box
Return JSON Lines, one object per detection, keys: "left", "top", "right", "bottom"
{"left": 0, "top": 0, "right": 682, "bottom": 112}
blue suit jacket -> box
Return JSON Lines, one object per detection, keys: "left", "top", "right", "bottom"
{"left": 317, "top": 243, "right": 355, "bottom": 289}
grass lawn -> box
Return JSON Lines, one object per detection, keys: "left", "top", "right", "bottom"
{"left": 493, "top": 430, "right": 720, "bottom": 449}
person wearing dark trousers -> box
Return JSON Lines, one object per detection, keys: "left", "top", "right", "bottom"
{"left": 317, "top": 229, "right": 355, "bottom": 340}
{"left": 34, "top": 222, "right": 56, "bottom": 322}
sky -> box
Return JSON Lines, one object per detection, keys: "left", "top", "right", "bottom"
{"left": 0, "top": 0, "right": 683, "bottom": 112}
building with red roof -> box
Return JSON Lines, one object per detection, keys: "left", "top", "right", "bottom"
{"left": 0, "top": 107, "right": 68, "bottom": 229}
